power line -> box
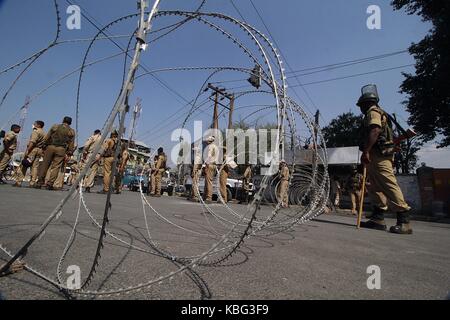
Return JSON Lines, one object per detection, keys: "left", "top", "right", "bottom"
{"left": 292, "top": 64, "right": 415, "bottom": 87}
{"left": 229, "top": 0, "right": 247, "bottom": 21}
{"left": 211, "top": 49, "right": 409, "bottom": 83}
{"left": 284, "top": 50, "right": 409, "bottom": 76}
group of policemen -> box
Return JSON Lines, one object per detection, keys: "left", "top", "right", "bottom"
{"left": 0, "top": 116, "right": 131, "bottom": 194}
{"left": 0, "top": 117, "right": 76, "bottom": 190}
{"left": 186, "top": 135, "right": 290, "bottom": 206}
{"left": 0, "top": 84, "right": 413, "bottom": 235}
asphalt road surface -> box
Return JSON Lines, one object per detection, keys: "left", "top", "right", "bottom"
{"left": 0, "top": 184, "right": 449, "bottom": 300}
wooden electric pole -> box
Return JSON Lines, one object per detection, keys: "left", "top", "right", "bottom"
{"left": 206, "top": 83, "right": 235, "bottom": 130}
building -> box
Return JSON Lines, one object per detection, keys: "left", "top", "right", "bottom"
{"left": 416, "top": 165, "right": 450, "bottom": 216}
{"left": 76, "top": 139, "right": 151, "bottom": 171}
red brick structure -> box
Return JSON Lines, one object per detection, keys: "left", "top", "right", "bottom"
{"left": 416, "top": 166, "right": 450, "bottom": 216}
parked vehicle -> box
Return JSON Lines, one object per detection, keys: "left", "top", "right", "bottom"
{"left": 196, "top": 171, "right": 254, "bottom": 202}
{"left": 128, "top": 175, "right": 149, "bottom": 193}
{"left": 128, "top": 170, "right": 174, "bottom": 196}
{"left": 161, "top": 170, "right": 175, "bottom": 196}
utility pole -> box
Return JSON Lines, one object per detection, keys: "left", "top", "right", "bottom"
{"left": 17, "top": 95, "right": 31, "bottom": 153}
{"left": 205, "top": 83, "right": 235, "bottom": 130}
{"left": 129, "top": 97, "right": 142, "bottom": 143}
{"left": 213, "top": 91, "right": 219, "bottom": 130}
{"left": 312, "top": 110, "right": 320, "bottom": 165}
{"left": 228, "top": 95, "right": 235, "bottom": 130}
{"left": 314, "top": 110, "right": 320, "bottom": 147}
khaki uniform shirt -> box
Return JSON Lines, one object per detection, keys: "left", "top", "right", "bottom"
{"left": 364, "top": 105, "right": 392, "bottom": 158}
{"left": 84, "top": 134, "right": 101, "bottom": 154}
{"left": 120, "top": 149, "right": 130, "bottom": 169}
{"left": 44, "top": 124, "right": 76, "bottom": 154}
{"left": 29, "top": 127, "right": 46, "bottom": 150}
{"left": 364, "top": 106, "right": 386, "bottom": 129}
{"left": 205, "top": 143, "right": 219, "bottom": 165}
{"left": 101, "top": 138, "right": 117, "bottom": 157}
{"left": 155, "top": 153, "right": 166, "bottom": 171}
{"left": 280, "top": 166, "right": 290, "bottom": 181}
{"left": 3, "top": 131, "right": 18, "bottom": 154}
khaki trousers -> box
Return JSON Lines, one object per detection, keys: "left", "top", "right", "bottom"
{"left": 115, "top": 171, "right": 124, "bottom": 192}
{"left": 84, "top": 162, "right": 99, "bottom": 188}
{"left": 15, "top": 148, "right": 43, "bottom": 186}
{"left": 0, "top": 150, "right": 12, "bottom": 175}
{"left": 367, "top": 152, "right": 410, "bottom": 212}
{"left": 38, "top": 145, "right": 66, "bottom": 186}
{"left": 150, "top": 171, "right": 156, "bottom": 194}
{"left": 52, "top": 166, "right": 65, "bottom": 189}
{"left": 67, "top": 173, "right": 78, "bottom": 185}
{"left": 350, "top": 190, "right": 361, "bottom": 213}
{"left": 219, "top": 168, "right": 228, "bottom": 202}
{"left": 191, "top": 166, "right": 201, "bottom": 200}
{"left": 278, "top": 179, "right": 289, "bottom": 207}
{"left": 80, "top": 154, "right": 99, "bottom": 188}
{"left": 102, "top": 157, "right": 114, "bottom": 192}
{"left": 151, "top": 169, "right": 164, "bottom": 195}
{"left": 204, "top": 164, "right": 216, "bottom": 201}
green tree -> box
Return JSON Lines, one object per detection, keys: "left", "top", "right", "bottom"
{"left": 392, "top": 0, "right": 450, "bottom": 147}
{"left": 394, "top": 138, "right": 422, "bottom": 174}
{"left": 322, "top": 112, "right": 363, "bottom": 148}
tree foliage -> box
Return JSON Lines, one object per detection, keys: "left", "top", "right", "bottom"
{"left": 322, "top": 112, "right": 363, "bottom": 148}
{"left": 392, "top": 0, "right": 450, "bottom": 147}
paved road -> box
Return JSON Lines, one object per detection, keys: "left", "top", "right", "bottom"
{"left": 0, "top": 184, "right": 449, "bottom": 300}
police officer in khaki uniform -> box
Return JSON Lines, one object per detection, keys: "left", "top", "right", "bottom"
{"left": 239, "top": 165, "right": 253, "bottom": 204}
{"left": 51, "top": 160, "right": 67, "bottom": 190}
{"left": 150, "top": 147, "right": 167, "bottom": 197}
{"left": 203, "top": 136, "right": 218, "bottom": 203}
{"left": 277, "top": 160, "right": 290, "bottom": 208}
{"left": 96, "top": 130, "right": 118, "bottom": 194}
{"left": 35, "top": 117, "right": 75, "bottom": 190}
{"left": 190, "top": 146, "right": 202, "bottom": 202}
{"left": 219, "top": 147, "right": 237, "bottom": 203}
{"left": 357, "top": 84, "right": 412, "bottom": 234}
{"left": 346, "top": 166, "right": 363, "bottom": 215}
{"left": 14, "top": 121, "right": 45, "bottom": 187}
{"left": 0, "top": 124, "right": 21, "bottom": 184}
{"left": 114, "top": 140, "right": 130, "bottom": 194}
{"left": 67, "top": 160, "right": 79, "bottom": 186}
{"left": 80, "top": 129, "right": 101, "bottom": 193}
{"left": 148, "top": 154, "right": 158, "bottom": 195}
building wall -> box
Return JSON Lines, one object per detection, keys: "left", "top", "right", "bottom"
{"left": 397, "top": 175, "right": 421, "bottom": 214}
{"left": 432, "top": 169, "right": 450, "bottom": 215}
{"left": 416, "top": 166, "right": 450, "bottom": 216}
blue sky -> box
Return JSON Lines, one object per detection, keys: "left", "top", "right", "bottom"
{"left": 0, "top": 0, "right": 448, "bottom": 167}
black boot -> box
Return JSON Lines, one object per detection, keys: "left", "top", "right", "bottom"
{"left": 34, "top": 182, "right": 43, "bottom": 189}
{"left": 85, "top": 187, "right": 91, "bottom": 193}
{"left": 390, "top": 211, "right": 413, "bottom": 235}
{"left": 360, "top": 207, "right": 387, "bottom": 231}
